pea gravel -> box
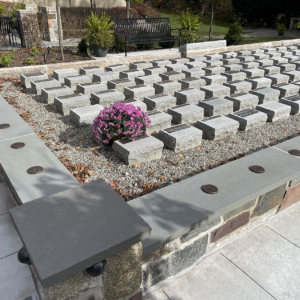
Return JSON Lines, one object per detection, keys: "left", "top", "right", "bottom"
{"left": 1, "top": 79, "right": 300, "bottom": 200}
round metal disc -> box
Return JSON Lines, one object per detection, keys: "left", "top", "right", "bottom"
{"left": 249, "top": 165, "right": 265, "bottom": 174}
{"left": 288, "top": 149, "right": 300, "bottom": 157}
{"left": 11, "top": 142, "right": 25, "bottom": 149}
{"left": 27, "top": 166, "right": 43, "bottom": 175}
{"left": 0, "top": 123, "right": 10, "bottom": 129}
{"left": 202, "top": 184, "right": 218, "bottom": 194}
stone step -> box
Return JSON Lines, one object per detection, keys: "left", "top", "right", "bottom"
{"left": 20, "top": 72, "right": 48, "bottom": 89}
{"left": 167, "top": 104, "right": 204, "bottom": 124}
{"left": 70, "top": 104, "right": 104, "bottom": 127}
{"left": 64, "top": 75, "right": 92, "bottom": 90}
{"left": 79, "top": 66, "right": 104, "bottom": 77}
{"left": 198, "top": 97, "right": 233, "bottom": 117}
{"left": 175, "top": 88, "right": 205, "bottom": 105}
{"left": 76, "top": 82, "right": 107, "bottom": 96}
{"left": 41, "top": 86, "right": 74, "bottom": 104}
{"left": 54, "top": 93, "right": 90, "bottom": 116}
{"left": 124, "top": 85, "right": 155, "bottom": 101}
{"left": 144, "top": 93, "right": 177, "bottom": 111}
{"left": 256, "top": 101, "right": 291, "bottom": 122}
{"left": 31, "top": 78, "right": 61, "bottom": 95}
{"left": 91, "top": 89, "right": 125, "bottom": 108}
{"left": 158, "top": 124, "right": 202, "bottom": 153}
{"left": 146, "top": 110, "right": 172, "bottom": 134}
{"left": 53, "top": 68, "right": 79, "bottom": 83}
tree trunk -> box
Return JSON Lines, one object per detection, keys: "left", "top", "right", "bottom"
{"left": 56, "top": 0, "right": 64, "bottom": 60}
{"left": 126, "top": 0, "right": 130, "bottom": 18}
{"left": 209, "top": 2, "right": 214, "bottom": 41}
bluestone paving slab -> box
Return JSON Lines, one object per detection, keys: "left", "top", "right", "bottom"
{"left": 278, "top": 63, "right": 296, "bottom": 72}
{"left": 266, "top": 203, "right": 300, "bottom": 247}
{"left": 282, "top": 70, "right": 300, "bottom": 82}
{"left": 53, "top": 68, "right": 79, "bottom": 83}
{"left": 221, "top": 226, "right": 300, "bottom": 300}
{"left": 203, "top": 66, "right": 225, "bottom": 75}
{"left": 129, "top": 61, "right": 152, "bottom": 70}
{"left": 175, "top": 88, "right": 205, "bottom": 105}
{"left": 70, "top": 104, "right": 104, "bottom": 127}
{"left": 157, "top": 253, "right": 274, "bottom": 300}
{"left": 151, "top": 59, "right": 170, "bottom": 67}
{"left": 54, "top": 93, "right": 90, "bottom": 116}
{"left": 182, "top": 68, "right": 205, "bottom": 78}
{"left": 166, "top": 63, "right": 188, "bottom": 72}
{"left": 256, "top": 101, "right": 291, "bottom": 122}
{"left": 0, "top": 213, "right": 22, "bottom": 258}
{"left": 146, "top": 110, "right": 172, "bottom": 134}
{"left": 144, "top": 67, "right": 167, "bottom": 75}
{"left": 245, "top": 77, "right": 272, "bottom": 89}
{"left": 31, "top": 78, "right": 61, "bottom": 95}
{"left": 105, "top": 64, "right": 128, "bottom": 72}
{"left": 107, "top": 78, "right": 134, "bottom": 93}
{"left": 0, "top": 183, "right": 15, "bottom": 215}
{"left": 225, "top": 92, "right": 259, "bottom": 111}
{"left": 250, "top": 88, "right": 280, "bottom": 104}
{"left": 41, "top": 86, "right": 74, "bottom": 104}
{"left": 198, "top": 98, "right": 233, "bottom": 117}
{"left": 135, "top": 74, "right": 162, "bottom": 86}
{"left": 0, "top": 134, "right": 79, "bottom": 204}
{"left": 153, "top": 80, "right": 181, "bottom": 96}
{"left": 76, "top": 82, "right": 107, "bottom": 96}
{"left": 228, "top": 109, "right": 267, "bottom": 131}
{"left": 272, "top": 83, "right": 300, "bottom": 98}
{"left": 223, "top": 80, "right": 252, "bottom": 94}
{"left": 91, "top": 89, "right": 125, "bottom": 108}
{"left": 202, "top": 74, "right": 227, "bottom": 85}
{"left": 167, "top": 104, "right": 204, "bottom": 124}
{"left": 79, "top": 66, "right": 104, "bottom": 77}
{"left": 64, "top": 75, "right": 92, "bottom": 90}
{"left": 200, "top": 84, "right": 231, "bottom": 99}
{"left": 241, "top": 68, "right": 265, "bottom": 78}
{"left": 144, "top": 93, "right": 177, "bottom": 111}
{"left": 224, "top": 64, "right": 243, "bottom": 72}
{"left": 221, "top": 71, "right": 246, "bottom": 82}
{"left": 20, "top": 72, "right": 48, "bottom": 89}
{"left": 93, "top": 71, "right": 119, "bottom": 83}
{"left": 0, "top": 96, "right": 34, "bottom": 142}
{"left": 0, "top": 254, "right": 35, "bottom": 300}
{"left": 159, "top": 71, "right": 185, "bottom": 81}
{"left": 122, "top": 99, "right": 147, "bottom": 111}
{"left": 124, "top": 85, "right": 155, "bottom": 100}
{"left": 265, "top": 73, "right": 290, "bottom": 85}
{"left": 178, "top": 77, "right": 206, "bottom": 90}
{"left": 10, "top": 179, "right": 151, "bottom": 287}
{"left": 129, "top": 146, "right": 300, "bottom": 255}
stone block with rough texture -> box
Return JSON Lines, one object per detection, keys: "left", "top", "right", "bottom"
{"left": 159, "top": 71, "right": 185, "bottom": 81}
{"left": 278, "top": 63, "right": 296, "bottom": 72}
{"left": 175, "top": 88, "right": 205, "bottom": 105}
{"left": 130, "top": 61, "right": 152, "bottom": 70}
{"left": 91, "top": 90, "right": 125, "bottom": 108}
{"left": 200, "top": 84, "right": 231, "bottom": 99}
{"left": 153, "top": 80, "right": 181, "bottom": 95}
{"left": 223, "top": 80, "right": 252, "bottom": 94}
{"left": 120, "top": 70, "right": 145, "bottom": 81}
{"left": 241, "top": 61, "right": 260, "bottom": 69}
{"left": 70, "top": 104, "right": 104, "bottom": 127}
{"left": 282, "top": 70, "right": 300, "bottom": 82}
{"left": 20, "top": 72, "right": 48, "bottom": 88}
{"left": 182, "top": 68, "right": 205, "bottom": 78}
{"left": 290, "top": 60, "right": 300, "bottom": 68}
{"left": 166, "top": 63, "right": 188, "bottom": 72}
{"left": 237, "top": 50, "right": 251, "bottom": 56}
{"left": 185, "top": 62, "right": 205, "bottom": 69}
{"left": 221, "top": 58, "right": 240, "bottom": 65}
{"left": 255, "top": 59, "right": 273, "bottom": 67}
{"left": 179, "top": 41, "right": 226, "bottom": 56}
{"left": 205, "top": 54, "right": 223, "bottom": 60}
{"left": 144, "top": 67, "right": 167, "bottom": 75}
{"left": 158, "top": 124, "right": 202, "bottom": 153}
{"left": 76, "top": 82, "right": 107, "bottom": 96}
{"left": 221, "top": 71, "right": 246, "bottom": 82}
{"left": 268, "top": 52, "right": 281, "bottom": 58}
{"left": 238, "top": 55, "right": 255, "bottom": 62}
{"left": 170, "top": 58, "right": 189, "bottom": 64}
{"left": 272, "top": 83, "right": 300, "bottom": 98}
{"left": 112, "top": 136, "right": 164, "bottom": 165}
{"left": 196, "top": 115, "right": 239, "bottom": 140}
{"left": 167, "top": 104, "right": 204, "bottom": 124}
{"left": 260, "top": 66, "right": 281, "bottom": 75}
{"left": 204, "top": 59, "right": 223, "bottom": 67}
{"left": 225, "top": 93, "right": 259, "bottom": 111}
{"left": 54, "top": 93, "right": 90, "bottom": 116}
{"left": 241, "top": 68, "right": 265, "bottom": 78}
{"left": 261, "top": 47, "right": 276, "bottom": 53}
{"left": 279, "top": 95, "right": 300, "bottom": 115}
{"left": 93, "top": 72, "right": 119, "bottom": 83}
{"left": 64, "top": 75, "right": 92, "bottom": 90}
{"left": 53, "top": 68, "right": 79, "bottom": 83}
{"left": 270, "top": 57, "right": 289, "bottom": 65}
{"left": 144, "top": 93, "right": 177, "bottom": 111}
{"left": 79, "top": 66, "right": 104, "bottom": 77}
{"left": 187, "top": 55, "right": 207, "bottom": 62}
{"left": 256, "top": 101, "right": 291, "bottom": 122}
{"left": 202, "top": 74, "right": 227, "bottom": 85}
{"left": 228, "top": 108, "right": 267, "bottom": 131}
{"left": 146, "top": 110, "right": 172, "bottom": 134}
{"left": 198, "top": 97, "right": 233, "bottom": 117}
{"left": 135, "top": 75, "right": 162, "bottom": 86}
{"left": 250, "top": 88, "right": 280, "bottom": 104}
{"left": 245, "top": 77, "right": 272, "bottom": 89}
{"left": 178, "top": 77, "right": 206, "bottom": 90}
{"left": 124, "top": 85, "right": 155, "bottom": 100}
{"left": 105, "top": 64, "right": 129, "bottom": 72}
{"left": 151, "top": 59, "right": 170, "bottom": 67}
{"left": 31, "top": 78, "right": 61, "bottom": 95}
{"left": 107, "top": 79, "right": 134, "bottom": 93}
{"left": 252, "top": 53, "right": 269, "bottom": 60}
{"left": 122, "top": 99, "right": 147, "bottom": 112}
{"left": 224, "top": 64, "right": 243, "bottom": 72}
{"left": 265, "top": 74, "right": 290, "bottom": 85}
{"left": 203, "top": 66, "right": 226, "bottom": 75}
{"left": 41, "top": 86, "right": 74, "bottom": 104}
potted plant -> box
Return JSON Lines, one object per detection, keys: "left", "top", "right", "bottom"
{"left": 92, "top": 103, "right": 151, "bottom": 146}
{"left": 277, "top": 23, "right": 286, "bottom": 36}
{"left": 85, "top": 12, "right": 115, "bottom": 57}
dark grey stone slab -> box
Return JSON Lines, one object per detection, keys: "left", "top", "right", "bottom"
{"left": 0, "top": 134, "right": 79, "bottom": 204}
{"left": 10, "top": 179, "right": 151, "bottom": 287}
{"left": 273, "top": 135, "right": 300, "bottom": 154}
{"left": 129, "top": 145, "right": 300, "bottom": 255}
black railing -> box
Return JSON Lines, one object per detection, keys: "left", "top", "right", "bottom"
{"left": 0, "top": 17, "right": 19, "bottom": 47}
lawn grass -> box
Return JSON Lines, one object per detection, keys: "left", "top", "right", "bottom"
{"left": 242, "top": 36, "right": 295, "bottom": 44}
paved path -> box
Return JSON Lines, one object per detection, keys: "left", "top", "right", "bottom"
{"left": 144, "top": 204, "right": 300, "bottom": 300}
{"left": 0, "top": 176, "right": 36, "bottom": 300}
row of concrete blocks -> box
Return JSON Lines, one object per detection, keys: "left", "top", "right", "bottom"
{"left": 111, "top": 98, "right": 296, "bottom": 165}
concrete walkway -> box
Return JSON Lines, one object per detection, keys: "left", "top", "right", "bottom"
{"left": 0, "top": 176, "right": 36, "bottom": 300}
{"left": 144, "top": 203, "right": 300, "bottom": 300}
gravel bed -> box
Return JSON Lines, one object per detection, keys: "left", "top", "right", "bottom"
{"left": 1, "top": 78, "right": 300, "bottom": 201}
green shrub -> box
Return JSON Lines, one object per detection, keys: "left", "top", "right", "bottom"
{"left": 0, "top": 56, "right": 12, "bottom": 67}
{"left": 26, "top": 57, "right": 35, "bottom": 65}
{"left": 179, "top": 11, "right": 202, "bottom": 44}
{"left": 136, "top": 43, "right": 155, "bottom": 50}
{"left": 78, "top": 37, "right": 88, "bottom": 52}
{"left": 277, "top": 23, "right": 286, "bottom": 36}
{"left": 31, "top": 47, "right": 39, "bottom": 56}
{"left": 159, "top": 41, "right": 176, "bottom": 48}
{"left": 72, "top": 50, "right": 78, "bottom": 54}
{"left": 0, "top": 3, "right": 5, "bottom": 16}
{"left": 225, "top": 22, "right": 243, "bottom": 46}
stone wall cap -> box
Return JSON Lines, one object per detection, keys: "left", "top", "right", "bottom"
{"left": 10, "top": 179, "right": 151, "bottom": 288}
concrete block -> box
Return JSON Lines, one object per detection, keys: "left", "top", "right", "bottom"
{"left": 261, "top": 47, "right": 276, "bottom": 53}
{"left": 250, "top": 87, "right": 280, "bottom": 104}
{"left": 221, "top": 58, "right": 240, "bottom": 65}
{"left": 205, "top": 54, "right": 223, "bottom": 60}
{"left": 41, "top": 86, "right": 74, "bottom": 104}
{"left": 144, "top": 67, "right": 167, "bottom": 75}
{"left": 79, "top": 66, "right": 104, "bottom": 77}
{"left": 105, "top": 64, "right": 128, "bottom": 72}
{"left": 252, "top": 53, "right": 269, "bottom": 60}
{"left": 130, "top": 61, "right": 152, "bottom": 70}
{"left": 221, "top": 71, "right": 246, "bottom": 82}
{"left": 187, "top": 55, "right": 207, "bottom": 62}
{"left": 276, "top": 46, "right": 287, "bottom": 51}
{"left": 93, "top": 72, "right": 119, "bottom": 83}
{"left": 224, "top": 64, "right": 243, "bottom": 72}
{"left": 175, "top": 88, "right": 205, "bottom": 105}
{"left": 219, "top": 51, "right": 237, "bottom": 58}
{"left": 182, "top": 68, "right": 205, "bottom": 78}
{"left": 158, "top": 124, "right": 202, "bottom": 153}
{"left": 64, "top": 75, "right": 92, "bottom": 90}
{"left": 203, "top": 66, "right": 226, "bottom": 75}
{"left": 200, "top": 84, "right": 231, "bottom": 99}
{"left": 166, "top": 63, "right": 188, "bottom": 72}
{"left": 112, "top": 135, "right": 164, "bottom": 165}
{"left": 251, "top": 49, "right": 264, "bottom": 54}
{"left": 279, "top": 95, "right": 300, "bottom": 115}
{"left": 278, "top": 63, "right": 296, "bottom": 72}
{"left": 151, "top": 59, "right": 171, "bottom": 67}
{"left": 167, "top": 104, "right": 204, "bottom": 124}
{"left": 31, "top": 78, "right": 61, "bottom": 95}
{"left": 153, "top": 80, "right": 181, "bottom": 95}
{"left": 270, "top": 57, "right": 289, "bottom": 65}
{"left": 293, "top": 80, "right": 300, "bottom": 87}
{"left": 124, "top": 85, "right": 155, "bottom": 100}
{"left": 196, "top": 115, "right": 239, "bottom": 140}
{"left": 238, "top": 56, "right": 255, "bottom": 62}
{"left": 160, "top": 71, "right": 185, "bottom": 81}
{"left": 107, "top": 78, "right": 134, "bottom": 93}
{"left": 135, "top": 74, "right": 162, "bottom": 86}
{"left": 76, "top": 82, "right": 107, "bottom": 96}
{"left": 20, "top": 71, "right": 48, "bottom": 88}
{"left": 225, "top": 92, "right": 259, "bottom": 111}
{"left": 241, "top": 62, "right": 260, "bottom": 69}
{"left": 278, "top": 51, "right": 293, "bottom": 57}
{"left": 144, "top": 93, "right": 177, "bottom": 111}
{"left": 146, "top": 110, "right": 172, "bottom": 134}
{"left": 265, "top": 74, "right": 290, "bottom": 85}
{"left": 255, "top": 59, "right": 273, "bottom": 67}
{"left": 282, "top": 70, "right": 300, "bottom": 82}
{"left": 256, "top": 101, "right": 291, "bottom": 122}
{"left": 204, "top": 60, "right": 223, "bottom": 67}
{"left": 122, "top": 99, "right": 147, "bottom": 111}
{"left": 53, "top": 68, "right": 79, "bottom": 83}
{"left": 202, "top": 74, "right": 227, "bottom": 85}
{"left": 241, "top": 68, "right": 265, "bottom": 78}
{"left": 228, "top": 109, "right": 267, "bottom": 131}
{"left": 170, "top": 58, "right": 190, "bottom": 64}
{"left": 178, "top": 77, "right": 206, "bottom": 90}
{"left": 120, "top": 70, "right": 145, "bottom": 81}
{"left": 237, "top": 50, "right": 252, "bottom": 56}
{"left": 290, "top": 60, "right": 300, "bottom": 68}
{"left": 272, "top": 83, "right": 300, "bottom": 98}
{"left": 91, "top": 90, "right": 125, "bottom": 108}
{"left": 185, "top": 62, "right": 205, "bottom": 69}
{"left": 54, "top": 93, "right": 90, "bottom": 116}
{"left": 260, "top": 66, "right": 281, "bottom": 75}
{"left": 245, "top": 77, "right": 272, "bottom": 89}
{"left": 283, "top": 55, "right": 299, "bottom": 62}
{"left": 224, "top": 80, "right": 252, "bottom": 94}
{"left": 268, "top": 52, "right": 282, "bottom": 58}
{"left": 70, "top": 104, "right": 104, "bottom": 126}
{"left": 198, "top": 97, "right": 233, "bottom": 117}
